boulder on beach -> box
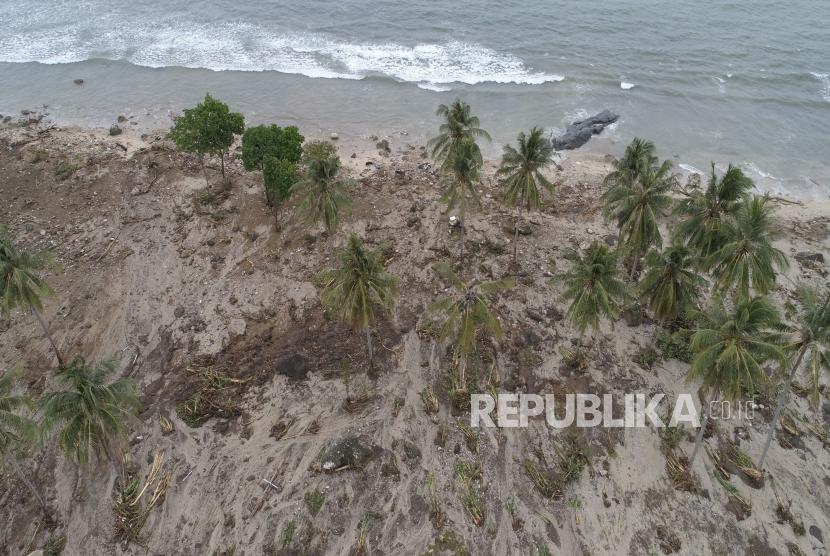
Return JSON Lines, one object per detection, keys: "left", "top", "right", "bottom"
{"left": 109, "top": 124, "right": 122, "bottom": 136}
{"left": 551, "top": 110, "right": 619, "bottom": 150}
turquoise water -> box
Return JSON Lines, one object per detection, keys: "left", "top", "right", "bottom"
{"left": 1, "top": 0, "right": 828, "bottom": 197}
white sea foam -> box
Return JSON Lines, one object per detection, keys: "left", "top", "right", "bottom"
{"left": 0, "top": 20, "right": 563, "bottom": 87}
{"left": 811, "top": 72, "right": 830, "bottom": 102}
{"left": 678, "top": 163, "right": 704, "bottom": 176}
{"left": 620, "top": 81, "right": 635, "bottom": 90}
{"left": 416, "top": 82, "right": 452, "bottom": 92}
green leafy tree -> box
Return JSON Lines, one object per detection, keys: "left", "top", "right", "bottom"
{"left": 675, "top": 164, "right": 754, "bottom": 258}
{"left": 602, "top": 160, "right": 675, "bottom": 278}
{"left": 686, "top": 296, "right": 785, "bottom": 467}
{"left": 555, "top": 242, "right": 631, "bottom": 334}
{"left": 301, "top": 141, "right": 338, "bottom": 166}
{"left": 292, "top": 154, "right": 352, "bottom": 234}
{"left": 440, "top": 139, "right": 482, "bottom": 260}
{"left": 428, "top": 99, "right": 490, "bottom": 169}
{"left": 603, "top": 137, "right": 658, "bottom": 188}
{"left": 169, "top": 93, "right": 244, "bottom": 185}
{"left": 758, "top": 285, "right": 830, "bottom": 468}
{"left": 320, "top": 235, "right": 397, "bottom": 369}
{"left": 0, "top": 227, "right": 64, "bottom": 368}
{"left": 639, "top": 242, "right": 706, "bottom": 323}
{"left": 41, "top": 357, "right": 140, "bottom": 475}
{"left": 241, "top": 124, "right": 304, "bottom": 170}
{"left": 705, "top": 195, "right": 788, "bottom": 298}
{"left": 497, "top": 127, "right": 555, "bottom": 263}
{"left": 0, "top": 365, "right": 47, "bottom": 513}
{"left": 263, "top": 158, "right": 298, "bottom": 206}
{"left": 430, "top": 263, "right": 512, "bottom": 396}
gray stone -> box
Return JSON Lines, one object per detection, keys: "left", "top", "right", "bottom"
{"left": 795, "top": 252, "right": 824, "bottom": 264}
{"left": 274, "top": 353, "right": 308, "bottom": 380}
{"left": 109, "top": 124, "right": 122, "bottom": 136}
{"left": 551, "top": 110, "right": 619, "bottom": 150}
{"left": 321, "top": 436, "right": 372, "bottom": 471}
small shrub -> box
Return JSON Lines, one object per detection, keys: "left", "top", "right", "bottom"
{"left": 241, "top": 124, "right": 303, "bottom": 171}
{"left": 304, "top": 488, "right": 325, "bottom": 516}
{"left": 262, "top": 157, "right": 297, "bottom": 206}
{"left": 301, "top": 140, "right": 337, "bottom": 166}
{"left": 53, "top": 160, "right": 78, "bottom": 181}
{"left": 656, "top": 331, "right": 693, "bottom": 363}
{"left": 635, "top": 345, "right": 660, "bottom": 369}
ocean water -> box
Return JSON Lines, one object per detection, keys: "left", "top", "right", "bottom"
{"left": 1, "top": 0, "right": 828, "bottom": 197}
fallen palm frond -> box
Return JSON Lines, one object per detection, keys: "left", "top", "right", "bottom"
{"left": 781, "top": 414, "right": 800, "bottom": 437}
{"left": 420, "top": 388, "right": 439, "bottom": 414}
{"left": 159, "top": 414, "right": 174, "bottom": 435}
{"left": 176, "top": 366, "right": 248, "bottom": 427}
{"left": 456, "top": 422, "right": 478, "bottom": 454}
{"left": 719, "top": 437, "right": 763, "bottom": 487}
{"left": 716, "top": 475, "right": 751, "bottom": 517}
{"left": 803, "top": 419, "right": 829, "bottom": 445}
{"left": 665, "top": 451, "right": 700, "bottom": 494}
{"left": 523, "top": 459, "right": 561, "bottom": 499}
{"left": 558, "top": 346, "right": 588, "bottom": 371}
{"left": 344, "top": 391, "right": 376, "bottom": 414}
{"left": 705, "top": 445, "right": 729, "bottom": 480}
{"left": 426, "top": 473, "right": 446, "bottom": 530}
{"left": 555, "top": 430, "right": 590, "bottom": 483}
{"left": 461, "top": 485, "right": 486, "bottom": 527}
{"left": 114, "top": 451, "right": 173, "bottom": 545}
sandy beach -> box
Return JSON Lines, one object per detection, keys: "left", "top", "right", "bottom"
{"left": 0, "top": 115, "right": 829, "bottom": 556}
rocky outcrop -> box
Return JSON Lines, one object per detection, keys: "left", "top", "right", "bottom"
{"left": 551, "top": 110, "right": 619, "bottom": 150}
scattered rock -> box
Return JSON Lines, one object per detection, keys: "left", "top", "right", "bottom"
{"left": 402, "top": 440, "right": 422, "bottom": 461}
{"left": 117, "top": 115, "right": 127, "bottom": 123}
{"left": 604, "top": 234, "right": 617, "bottom": 246}
{"left": 330, "top": 132, "right": 339, "bottom": 140}
{"left": 73, "top": 78, "right": 84, "bottom": 85}
{"left": 109, "top": 124, "right": 122, "bottom": 136}
{"left": 174, "top": 306, "right": 185, "bottom": 318}
{"left": 810, "top": 525, "right": 823, "bottom": 544}
{"left": 376, "top": 139, "right": 391, "bottom": 153}
{"left": 274, "top": 353, "right": 309, "bottom": 380}
{"left": 321, "top": 436, "right": 372, "bottom": 471}
{"left": 795, "top": 252, "right": 824, "bottom": 264}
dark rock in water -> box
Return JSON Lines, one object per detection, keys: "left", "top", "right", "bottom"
{"left": 551, "top": 110, "right": 619, "bottom": 150}
{"left": 795, "top": 252, "right": 824, "bottom": 264}
{"left": 117, "top": 115, "right": 127, "bottom": 123}
{"left": 275, "top": 353, "right": 308, "bottom": 380}
{"left": 109, "top": 124, "right": 122, "bottom": 136}
{"left": 321, "top": 436, "right": 372, "bottom": 471}
{"left": 73, "top": 78, "right": 84, "bottom": 85}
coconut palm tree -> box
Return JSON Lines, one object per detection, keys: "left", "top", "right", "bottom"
{"left": 0, "top": 365, "right": 47, "bottom": 513}
{"left": 555, "top": 242, "right": 631, "bottom": 334}
{"left": 0, "top": 226, "right": 64, "bottom": 368}
{"left": 639, "top": 242, "right": 706, "bottom": 323}
{"left": 705, "top": 195, "right": 788, "bottom": 299}
{"left": 429, "top": 263, "right": 511, "bottom": 398}
{"left": 603, "top": 137, "right": 658, "bottom": 188}
{"left": 292, "top": 154, "right": 352, "bottom": 234}
{"left": 757, "top": 284, "right": 830, "bottom": 469}
{"left": 320, "top": 234, "right": 398, "bottom": 370}
{"left": 428, "top": 99, "right": 491, "bottom": 168}
{"left": 40, "top": 357, "right": 140, "bottom": 475}
{"left": 440, "top": 138, "right": 482, "bottom": 261}
{"left": 674, "top": 164, "right": 754, "bottom": 258}
{"left": 686, "top": 296, "right": 785, "bottom": 467}
{"left": 497, "top": 127, "right": 556, "bottom": 263}
{"left": 602, "top": 160, "right": 676, "bottom": 278}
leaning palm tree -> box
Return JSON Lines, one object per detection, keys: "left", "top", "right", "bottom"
{"left": 686, "top": 296, "right": 785, "bottom": 467}
{"left": 603, "top": 137, "right": 658, "bottom": 188}
{"left": 705, "top": 195, "right": 788, "bottom": 299}
{"left": 0, "top": 365, "right": 47, "bottom": 513}
{"left": 320, "top": 234, "right": 398, "bottom": 370}
{"left": 555, "top": 242, "right": 631, "bottom": 334}
{"left": 292, "top": 154, "right": 352, "bottom": 234}
{"left": 429, "top": 263, "right": 511, "bottom": 399}
{"left": 40, "top": 357, "right": 140, "bottom": 475}
{"left": 428, "top": 99, "right": 491, "bottom": 168}
{"left": 639, "top": 242, "right": 706, "bottom": 323}
{"left": 757, "top": 284, "right": 830, "bottom": 469}
{"left": 0, "top": 226, "right": 64, "bottom": 368}
{"left": 497, "top": 127, "right": 556, "bottom": 263}
{"left": 674, "top": 164, "right": 755, "bottom": 258}
{"left": 441, "top": 138, "right": 482, "bottom": 260}
{"left": 602, "top": 160, "right": 676, "bottom": 278}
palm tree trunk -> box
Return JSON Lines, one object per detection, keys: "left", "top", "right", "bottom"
{"left": 513, "top": 205, "right": 522, "bottom": 264}
{"left": 758, "top": 345, "right": 808, "bottom": 469}
{"left": 629, "top": 248, "right": 639, "bottom": 281}
{"left": 7, "top": 456, "right": 48, "bottom": 516}
{"left": 688, "top": 388, "right": 718, "bottom": 468}
{"left": 220, "top": 151, "right": 226, "bottom": 181}
{"left": 365, "top": 327, "right": 374, "bottom": 370}
{"left": 31, "top": 305, "right": 64, "bottom": 369}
